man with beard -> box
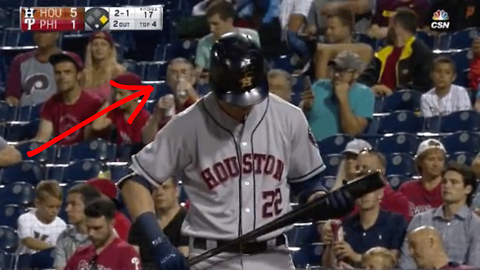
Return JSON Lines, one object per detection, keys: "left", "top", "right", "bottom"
{"left": 358, "top": 8, "right": 433, "bottom": 95}
{"left": 64, "top": 198, "right": 140, "bottom": 270}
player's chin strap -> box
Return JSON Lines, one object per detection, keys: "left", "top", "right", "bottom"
{"left": 291, "top": 172, "right": 329, "bottom": 204}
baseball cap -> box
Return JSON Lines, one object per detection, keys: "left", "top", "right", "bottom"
{"left": 328, "top": 51, "right": 365, "bottom": 72}
{"left": 343, "top": 139, "right": 372, "bottom": 155}
{"left": 112, "top": 72, "right": 142, "bottom": 85}
{"left": 87, "top": 178, "right": 117, "bottom": 200}
{"left": 88, "top": 31, "right": 114, "bottom": 47}
{"left": 49, "top": 51, "right": 84, "bottom": 71}
{"left": 416, "top": 139, "right": 446, "bottom": 157}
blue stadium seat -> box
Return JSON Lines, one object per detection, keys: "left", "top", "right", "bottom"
{"left": 387, "top": 174, "right": 411, "bottom": 190}
{"left": 16, "top": 103, "right": 41, "bottom": 121}
{"left": 364, "top": 117, "right": 379, "bottom": 135}
{"left": 450, "top": 28, "right": 479, "bottom": 50}
{"left": 16, "top": 141, "right": 56, "bottom": 163}
{"left": 0, "top": 124, "right": 4, "bottom": 137}
{"left": 0, "top": 182, "right": 35, "bottom": 205}
{"left": 0, "top": 204, "right": 27, "bottom": 228}
{"left": 377, "top": 111, "right": 423, "bottom": 134}
{"left": 123, "top": 59, "right": 139, "bottom": 74}
{"left": 0, "top": 225, "right": 18, "bottom": 253}
{"left": 451, "top": 50, "right": 470, "bottom": 71}
{"left": 154, "top": 43, "right": 169, "bottom": 61}
{"left": 436, "top": 33, "right": 451, "bottom": 51}
{"left": 322, "top": 175, "right": 337, "bottom": 190}
{"left": 441, "top": 131, "right": 480, "bottom": 153}
{"left": 377, "top": 133, "right": 420, "bottom": 155}
{"left": 385, "top": 153, "right": 415, "bottom": 176}
{"left": 3, "top": 28, "right": 19, "bottom": 47}
{"left": 291, "top": 243, "right": 324, "bottom": 268}
{"left": 18, "top": 32, "right": 33, "bottom": 46}
{"left": 440, "top": 110, "right": 480, "bottom": 132}
{"left": 317, "top": 134, "right": 354, "bottom": 155}
{"left": 423, "top": 116, "right": 441, "bottom": 132}
{"left": 172, "top": 39, "right": 198, "bottom": 61}
{"left": 116, "top": 143, "right": 143, "bottom": 162}
{"left": 0, "top": 250, "right": 14, "bottom": 269}
{"left": 145, "top": 100, "right": 156, "bottom": 113}
{"left": 324, "top": 154, "right": 341, "bottom": 176}
{"left": 270, "top": 54, "right": 297, "bottom": 73}
{"left": 144, "top": 61, "right": 168, "bottom": 81}
{"left": 289, "top": 223, "right": 318, "bottom": 247}
{"left": 151, "top": 82, "right": 173, "bottom": 101}
{"left": 70, "top": 140, "right": 117, "bottom": 162}
{"left": 46, "top": 166, "right": 64, "bottom": 182}
{"left": 110, "top": 163, "right": 128, "bottom": 182}
{"left": 354, "top": 33, "right": 379, "bottom": 49}
{"left": 416, "top": 31, "right": 435, "bottom": 49}
{"left": 0, "top": 101, "right": 16, "bottom": 121}
{"left": 4, "top": 120, "right": 40, "bottom": 141}
{"left": 382, "top": 90, "right": 422, "bottom": 112}
{"left": 447, "top": 151, "right": 476, "bottom": 166}
{"left": 1, "top": 161, "right": 44, "bottom": 185}
{"left": 374, "top": 96, "right": 384, "bottom": 113}
{"left": 29, "top": 247, "right": 55, "bottom": 269}
{"left": 63, "top": 159, "right": 103, "bottom": 183}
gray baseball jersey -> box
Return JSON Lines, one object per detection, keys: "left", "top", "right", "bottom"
{"left": 127, "top": 92, "right": 325, "bottom": 241}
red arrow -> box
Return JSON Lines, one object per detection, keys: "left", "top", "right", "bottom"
{"left": 27, "top": 80, "right": 154, "bottom": 157}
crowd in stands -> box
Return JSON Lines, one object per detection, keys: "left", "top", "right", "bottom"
{"left": 1, "top": 0, "right": 480, "bottom": 269}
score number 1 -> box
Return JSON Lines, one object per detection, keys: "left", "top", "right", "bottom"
{"left": 71, "top": 8, "right": 77, "bottom": 29}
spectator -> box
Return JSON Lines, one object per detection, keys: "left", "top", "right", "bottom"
{"left": 0, "top": 135, "right": 22, "bottom": 167}
{"left": 359, "top": 8, "right": 434, "bottom": 94}
{"left": 399, "top": 162, "right": 480, "bottom": 269}
{"left": 86, "top": 178, "right": 131, "bottom": 241}
{"left": 420, "top": 57, "right": 472, "bottom": 117}
{"left": 195, "top": 0, "right": 260, "bottom": 72}
{"left": 267, "top": 69, "right": 292, "bottom": 102}
{"left": 362, "top": 247, "right": 397, "bottom": 270}
{"left": 82, "top": 32, "right": 125, "bottom": 101}
{"left": 321, "top": 183, "right": 407, "bottom": 267}
{"left": 368, "top": 0, "right": 431, "bottom": 39}
{"left": 399, "top": 139, "right": 446, "bottom": 215}
{"left": 128, "top": 177, "right": 188, "bottom": 269}
{"left": 142, "top": 58, "right": 200, "bottom": 144}
{"left": 17, "top": 180, "right": 66, "bottom": 254}
{"left": 314, "top": 8, "right": 373, "bottom": 79}
{"left": 33, "top": 52, "right": 103, "bottom": 145}
{"left": 331, "top": 139, "right": 372, "bottom": 190}
{"left": 54, "top": 184, "right": 102, "bottom": 270}
{"left": 472, "top": 152, "right": 480, "bottom": 179}
{"left": 469, "top": 38, "right": 480, "bottom": 90}
{"left": 427, "top": 0, "right": 480, "bottom": 32}
{"left": 5, "top": 32, "right": 61, "bottom": 106}
{"left": 193, "top": 0, "right": 231, "bottom": 16}
{"left": 64, "top": 198, "right": 140, "bottom": 270}
{"left": 91, "top": 72, "right": 150, "bottom": 145}
{"left": 301, "top": 51, "right": 374, "bottom": 140}
{"left": 408, "top": 226, "right": 477, "bottom": 270}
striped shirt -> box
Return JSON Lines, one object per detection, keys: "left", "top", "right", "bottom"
{"left": 53, "top": 225, "right": 90, "bottom": 269}
{"left": 399, "top": 205, "right": 480, "bottom": 269}
{"left": 420, "top": 84, "right": 472, "bottom": 117}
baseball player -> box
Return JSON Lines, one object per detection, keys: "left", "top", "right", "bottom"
{"left": 118, "top": 33, "right": 352, "bottom": 270}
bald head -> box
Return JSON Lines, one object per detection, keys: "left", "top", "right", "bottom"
{"left": 408, "top": 226, "right": 448, "bottom": 269}
{"left": 408, "top": 226, "right": 443, "bottom": 247}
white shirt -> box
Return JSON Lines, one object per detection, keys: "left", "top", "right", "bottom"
{"left": 280, "top": 0, "right": 313, "bottom": 29}
{"left": 420, "top": 84, "right": 472, "bottom": 117}
{"left": 16, "top": 209, "right": 67, "bottom": 254}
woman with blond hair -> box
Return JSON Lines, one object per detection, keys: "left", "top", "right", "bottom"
{"left": 331, "top": 139, "right": 372, "bottom": 190}
{"left": 82, "top": 32, "right": 125, "bottom": 101}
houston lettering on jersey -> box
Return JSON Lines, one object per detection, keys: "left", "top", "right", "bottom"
{"left": 201, "top": 153, "right": 284, "bottom": 190}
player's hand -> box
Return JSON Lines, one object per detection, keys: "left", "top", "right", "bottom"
{"left": 333, "top": 241, "right": 361, "bottom": 263}
{"left": 301, "top": 88, "right": 314, "bottom": 111}
{"left": 371, "top": 84, "right": 393, "bottom": 97}
{"left": 320, "top": 222, "right": 334, "bottom": 245}
{"left": 157, "top": 95, "right": 175, "bottom": 111}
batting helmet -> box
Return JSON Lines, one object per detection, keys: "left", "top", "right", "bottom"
{"left": 209, "top": 32, "right": 268, "bottom": 107}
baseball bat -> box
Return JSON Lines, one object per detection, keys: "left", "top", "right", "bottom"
{"left": 187, "top": 171, "right": 385, "bottom": 266}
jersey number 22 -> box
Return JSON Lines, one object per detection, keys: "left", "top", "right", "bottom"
{"left": 262, "top": 188, "right": 283, "bottom": 218}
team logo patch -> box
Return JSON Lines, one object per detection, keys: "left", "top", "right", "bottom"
{"left": 308, "top": 128, "right": 318, "bottom": 148}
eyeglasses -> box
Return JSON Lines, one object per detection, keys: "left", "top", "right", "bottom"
{"left": 89, "top": 254, "right": 98, "bottom": 270}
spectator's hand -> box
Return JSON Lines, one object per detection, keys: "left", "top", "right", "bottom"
{"left": 474, "top": 208, "right": 480, "bottom": 217}
{"left": 175, "top": 78, "right": 195, "bottom": 104}
{"left": 338, "top": 261, "right": 355, "bottom": 269}
{"left": 320, "top": 221, "right": 334, "bottom": 245}
{"left": 5, "top": 96, "right": 19, "bottom": 106}
{"left": 372, "top": 84, "right": 393, "bottom": 96}
{"left": 157, "top": 95, "right": 175, "bottom": 113}
{"left": 301, "top": 87, "right": 315, "bottom": 111}
{"left": 333, "top": 241, "right": 361, "bottom": 263}
{"left": 472, "top": 38, "right": 480, "bottom": 57}
{"left": 333, "top": 81, "right": 350, "bottom": 100}
{"left": 305, "top": 25, "right": 318, "bottom": 37}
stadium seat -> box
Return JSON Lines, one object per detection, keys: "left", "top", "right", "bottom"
{"left": 317, "top": 134, "right": 353, "bottom": 155}
{"left": 116, "top": 143, "right": 143, "bottom": 162}
{"left": 387, "top": 174, "right": 411, "bottom": 190}
{"left": 270, "top": 54, "right": 297, "bottom": 74}
{"left": 0, "top": 182, "right": 35, "bottom": 205}
{"left": 63, "top": 159, "right": 104, "bottom": 183}
{"left": 416, "top": 31, "right": 435, "bottom": 49}
{"left": 324, "top": 154, "right": 341, "bottom": 176}
{"left": 450, "top": 28, "right": 479, "bottom": 50}
{"left": 29, "top": 247, "right": 56, "bottom": 269}
{"left": 1, "top": 160, "right": 44, "bottom": 185}
{"left": 364, "top": 116, "right": 379, "bottom": 135}
{"left": 144, "top": 61, "right": 168, "bottom": 81}
{"left": 16, "top": 141, "right": 56, "bottom": 163}
{"left": 451, "top": 50, "right": 471, "bottom": 72}
{"left": 291, "top": 243, "right": 324, "bottom": 268}
{"left": 69, "top": 140, "right": 117, "bottom": 162}
{"left": 46, "top": 166, "right": 64, "bottom": 182}
{"left": 447, "top": 151, "right": 476, "bottom": 166}
{"left": 0, "top": 204, "right": 27, "bottom": 228}
{"left": 123, "top": 59, "right": 139, "bottom": 75}
{"left": 110, "top": 163, "right": 128, "bottom": 182}
{"left": 0, "top": 124, "right": 5, "bottom": 137}
{"left": 439, "top": 110, "right": 480, "bottom": 132}
{"left": 381, "top": 90, "right": 422, "bottom": 113}
{"left": 436, "top": 33, "right": 451, "bottom": 51}
{"left": 353, "top": 33, "right": 378, "bottom": 49}
{"left": 441, "top": 131, "right": 480, "bottom": 153}
{"left": 0, "top": 101, "right": 16, "bottom": 121}
{"left": 322, "top": 176, "right": 337, "bottom": 190}
{"left": 2, "top": 28, "right": 19, "bottom": 47}
{"left": 423, "top": 116, "right": 442, "bottom": 132}
{"left": 16, "top": 103, "right": 41, "bottom": 121}
{"left": 377, "top": 111, "right": 423, "bottom": 134}
{"left": 0, "top": 250, "right": 13, "bottom": 269}
{"left": 385, "top": 153, "right": 415, "bottom": 176}
{"left": 289, "top": 223, "right": 318, "bottom": 247}
{"left": 172, "top": 39, "right": 198, "bottom": 62}
{"left": 4, "top": 120, "right": 40, "bottom": 141}
{"left": 0, "top": 225, "right": 18, "bottom": 253}
{"left": 377, "top": 133, "right": 420, "bottom": 155}
{"left": 151, "top": 82, "right": 173, "bottom": 101}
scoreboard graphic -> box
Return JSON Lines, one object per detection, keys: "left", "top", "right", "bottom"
{"left": 20, "top": 6, "right": 163, "bottom": 32}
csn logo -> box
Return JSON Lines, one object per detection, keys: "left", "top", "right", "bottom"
{"left": 431, "top": 10, "right": 450, "bottom": 29}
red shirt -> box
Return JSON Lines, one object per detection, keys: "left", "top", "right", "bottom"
{"left": 469, "top": 57, "right": 480, "bottom": 90}
{"left": 114, "top": 211, "right": 131, "bottom": 241}
{"left": 398, "top": 179, "right": 442, "bottom": 216}
{"left": 379, "top": 47, "right": 403, "bottom": 90}
{"left": 107, "top": 108, "right": 150, "bottom": 144}
{"left": 65, "top": 237, "right": 140, "bottom": 270}
{"left": 40, "top": 90, "right": 103, "bottom": 145}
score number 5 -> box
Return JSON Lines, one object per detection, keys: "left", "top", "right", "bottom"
{"left": 70, "top": 8, "right": 77, "bottom": 29}
{"left": 262, "top": 188, "right": 283, "bottom": 218}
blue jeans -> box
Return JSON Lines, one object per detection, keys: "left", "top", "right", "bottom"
{"left": 285, "top": 31, "right": 311, "bottom": 61}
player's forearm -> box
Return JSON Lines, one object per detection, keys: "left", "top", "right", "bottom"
{"left": 120, "top": 179, "right": 156, "bottom": 221}
{"left": 21, "top": 237, "right": 53, "bottom": 251}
